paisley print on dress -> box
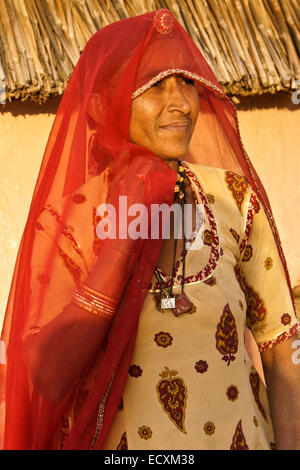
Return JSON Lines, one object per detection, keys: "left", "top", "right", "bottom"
{"left": 249, "top": 368, "right": 268, "bottom": 422}
{"left": 230, "top": 420, "right": 249, "bottom": 449}
{"left": 230, "top": 228, "right": 240, "bottom": 245}
{"left": 234, "top": 264, "right": 267, "bottom": 332}
{"left": 225, "top": 171, "right": 249, "bottom": 213}
{"left": 215, "top": 303, "right": 238, "bottom": 365}
{"left": 156, "top": 367, "right": 187, "bottom": 434}
{"left": 203, "top": 276, "right": 217, "bottom": 286}
{"left": 116, "top": 432, "right": 128, "bottom": 449}
{"left": 239, "top": 191, "right": 257, "bottom": 257}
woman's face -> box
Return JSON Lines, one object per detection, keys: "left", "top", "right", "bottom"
{"left": 129, "top": 74, "right": 200, "bottom": 160}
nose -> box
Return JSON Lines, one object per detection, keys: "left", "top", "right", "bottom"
{"left": 165, "top": 77, "right": 191, "bottom": 115}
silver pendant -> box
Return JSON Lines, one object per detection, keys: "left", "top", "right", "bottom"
{"left": 161, "top": 297, "right": 176, "bottom": 309}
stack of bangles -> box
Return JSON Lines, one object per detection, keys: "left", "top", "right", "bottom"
{"left": 72, "top": 283, "right": 118, "bottom": 320}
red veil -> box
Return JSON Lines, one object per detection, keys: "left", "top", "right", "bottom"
{"left": 0, "top": 9, "right": 296, "bottom": 450}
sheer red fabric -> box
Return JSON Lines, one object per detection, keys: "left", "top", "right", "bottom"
{"left": 0, "top": 9, "right": 295, "bottom": 450}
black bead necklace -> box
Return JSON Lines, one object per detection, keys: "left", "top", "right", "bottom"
{"left": 153, "top": 161, "right": 196, "bottom": 317}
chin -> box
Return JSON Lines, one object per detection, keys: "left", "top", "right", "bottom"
{"left": 157, "top": 146, "right": 188, "bottom": 161}
{"left": 161, "top": 151, "right": 188, "bottom": 161}
{"left": 161, "top": 141, "right": 190, "bottom": 160}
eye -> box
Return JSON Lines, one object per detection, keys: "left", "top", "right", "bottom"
{"left": 181, "top": 76, "right": 195, "bottom": 86}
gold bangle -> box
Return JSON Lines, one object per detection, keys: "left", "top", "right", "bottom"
{"left": 80, "top": 283, "right": 118, "bottom": 305}
{"left": 72, "top": 284, "right": 118, "bottom": 319}
{"left": 73, "top": 292, "right": 115, "bottom": 318}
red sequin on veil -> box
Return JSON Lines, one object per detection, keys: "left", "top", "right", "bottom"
{"left": 153, "top": 9, "right": 175, "bottom": 35}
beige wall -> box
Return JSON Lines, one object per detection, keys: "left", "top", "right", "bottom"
{"left": 0, "top": 93, "right": 300, "bottom": 330}
{"left": 237, "top": 92, "right": 300, "bottom": 289}
{"left": 0, "top": 97, "right": 61, "bottom": 331}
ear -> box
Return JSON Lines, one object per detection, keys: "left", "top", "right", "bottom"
{"left": 87, "top": 93, "right": 103, "bottom": 124}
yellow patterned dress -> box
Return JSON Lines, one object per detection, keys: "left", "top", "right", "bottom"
{"left": 33, "top": 161, "right": 299, "bottom": 450}
{"left": 101, "top": 161, "right": 299, "bottom": 450}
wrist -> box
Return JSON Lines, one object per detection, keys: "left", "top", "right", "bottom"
{"left": 72, "top": 282, "right": 118, "bottom": 321}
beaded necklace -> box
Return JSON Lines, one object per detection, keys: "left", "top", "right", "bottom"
{"left": 154, "top": 161, "right": 196, "bottom": 317}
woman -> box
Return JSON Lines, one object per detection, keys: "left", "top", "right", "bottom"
{"left": 1, "top": 9, "right": 299, "bottom": 450}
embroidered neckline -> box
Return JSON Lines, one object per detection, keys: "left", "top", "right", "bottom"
{"left": 149, "top": 162, "right": 220, "bottom": 292}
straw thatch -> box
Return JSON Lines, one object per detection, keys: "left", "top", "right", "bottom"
{"left": 0, "top": 0, "right": 299, "bottom": 104}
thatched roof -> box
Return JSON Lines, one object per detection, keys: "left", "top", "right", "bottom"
{"left": 0, "top": 0, "right": 299, "bottom": 104}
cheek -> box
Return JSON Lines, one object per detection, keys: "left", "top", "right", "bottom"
{"left": 129, "top": 98, "right": 157, "bottom": 144}
{"left": 190, "top": 90, "right": 200, "bottom": 121}
{"left": 129, "top": 101, "right": 143, "bottom": 144}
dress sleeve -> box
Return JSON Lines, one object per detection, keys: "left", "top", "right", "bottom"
{"left": 24, "top": 192, "right": 95, "bottom": 339}
{"left": 236, "top": 190, "right": 299, "bottom": 352}
{"left": 23, "top": 201, "right": 91, "bottom": 340}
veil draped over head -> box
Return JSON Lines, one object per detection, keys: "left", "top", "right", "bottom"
{"left": 0, "top": 9, "right": 295, "bottom": 450}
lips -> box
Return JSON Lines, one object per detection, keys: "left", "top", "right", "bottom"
{"left": 159, "top": 120, "right": 191, "bottom": 131}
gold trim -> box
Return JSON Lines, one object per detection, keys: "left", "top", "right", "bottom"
{"left": 132, "top": 69, "right": 225, "bottom": 100}
{"left": 90, "top": 372, "right": 116, "bottom": 450}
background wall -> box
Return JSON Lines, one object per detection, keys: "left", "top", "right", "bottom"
{"left": 0, "top": 97, "right": 61, "bottom": 331}
{"left": 0, "top": 92, "right": 300, "bottom": 330}
{"left": 237, "top": 92, "right": 300, "bottom": 290}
